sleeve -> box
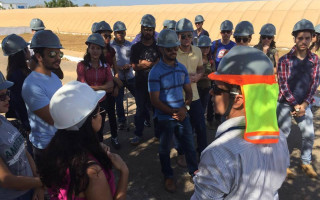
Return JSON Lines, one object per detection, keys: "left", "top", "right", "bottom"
{"left": 76, "top": 62, "right": 87, "bottom": 83}
{"left": 191, "top": 149, "right": 234, "bottom": 200}
{"left": 205, "top": 30, "right": 209, "bottom": 37}
{"left": 277, "top": 56, "right": 298, "bottom": 105}
{"left": 130, "top": 44, "right": 139, "bottom": 64}
{"left": 305, "top": 55, "right": 320, "bottom": 104}
{"left": 105, "top": 66, "right": 114, "bottom": 82}
{"left": 148, "top": 67, "right": 161, "bottom": 92}
{"left": 22, "top": 81, "right": 50, "bottom": 112}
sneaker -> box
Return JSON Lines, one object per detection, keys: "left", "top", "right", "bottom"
{"left": 144, "top": 120, "right": 151, "bottom": 127}
{"left": 177, "top": 155, "right": 187, "bottom": 168}
{"left": 130, "top": 136, "right": 142, "bottom": 146}
{"left": 111, "top": 137, "right": 121, "bottom": 150}
{"left": 118, "top": 122, "right": 126, "bottom": 130}
{"left": 164, "top": 178, "right": 176, "bottom": 193}
{"left": 301, "top": 164, "right": 318, "bottom": 178}
{"left": 286, "top": 168, "right": 295, "bottom": 179}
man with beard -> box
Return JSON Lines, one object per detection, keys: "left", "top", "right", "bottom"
{"left": 22, "top": 30, "right": 63, "bottom": 165}
{"left": 130, "top": 14, "right": 160, "bottom": 145}
{"left": 277, "top": 19, "right": 320, "bottom": 178}
{"left": 148, "top": 29, "right": 198, "bottom": 193}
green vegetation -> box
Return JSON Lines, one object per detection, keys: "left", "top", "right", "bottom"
{"left": 44, "top": 0, "right": 78, "bottom": 8}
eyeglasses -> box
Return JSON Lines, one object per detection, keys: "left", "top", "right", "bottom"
{"left": 234, "top": 37, "right": 249, "bottom": 43}
{"left": 221, "top": 30, "right": 231, "bottom": 34}
{"left": 261, "top": 35, "right": 273, "bottom": 40}
{"left": 48, "top": 51, "right": 64, "bottom": 58}
{"left": 115, "top": 31, "right": 125, "bottom": 35}
{"left": 181, "top": 33, "right": 193, "bottom": 40}
{"left": 164, "top": 46, "right": 179, "bottom": 53}
{"left": 0, "top": 90, "right": 10, "bottom": 101}
{"left": 142, "top": 27, "right": 154, "bottom": 32}
{"left": 296, "top": 36, "right": 311, "bottom": 41}
{"left": 195, "top": 22, "right": 203, "bottom": 25}
{"left": 103, "top": 34, "right": 112, "bottom": 39}
{"left": 211, "top": 84, "right": 230, "bottom": 95}
{"left": 93, "top": 107, "right": 106, "bottom": 117}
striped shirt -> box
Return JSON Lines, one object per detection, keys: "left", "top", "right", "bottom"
{"left": 277, "top": 46, "right": 320, "bottom": 105}
{"left": 148, "top": 59, "right": 190, "bottom": 120}
{"left": 191, "top": 116, "right": 289, "bottom": 200}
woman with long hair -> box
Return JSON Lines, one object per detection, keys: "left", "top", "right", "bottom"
{"left": 254, "top": 23, "right": 279, "bottom": 74}
{"left": 309, "top": 24, "right": 320, "bottom": 56}
{"left": 77, "top": 33, "right": 121, "bottom": 149}
{"left": 0, "top": 71, "right": 44, "bottom": 200}
{"left": 38, "top": 81, "right": 128, "bottom": 200}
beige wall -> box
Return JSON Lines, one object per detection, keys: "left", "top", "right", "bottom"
{"left": 0, "top": 0, "right": 319, "bottom": 47}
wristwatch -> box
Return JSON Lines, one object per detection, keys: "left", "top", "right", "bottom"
{"left": 185, "top": 105, "right": 190, "bottom": 111}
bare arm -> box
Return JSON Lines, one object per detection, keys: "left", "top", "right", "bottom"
{"left": 183, "top": 83, "right": 193, "bottom": 106}
{"left": 149, "top": 91, "right": 174, "bottom": 116}
{"left": 33, "top": 105, "right": 54, "bottom": 125}
{"left": 0, "top": 157, "right": 42, "bottom": 190}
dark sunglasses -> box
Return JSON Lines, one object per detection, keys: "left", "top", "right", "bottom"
{"left": 211, "top": 84, "right": 230, "bottom": 95}
{"left": 235, "top": 37, "right": 249, "bottom": 43}
{"left": 93, "top": 107, "right": 106, "bottom": 117}
{"left": 164, "top": 46, "right": 179, "bottom": 53}
{"left": 103, "top": 34, "right": 112, "bottom": 39}
{"left": 261, "top": 35, "right": 273, "bottom": 40}
{"left": 221, "top": 30, "right": 231, "bottom": 34}
{"left": 0, "top": 90, "right": 10, "bottom": 101}
{"left": 195, "top": 22, "right": 203, "bottom": 25}
{"left": 48, "top": 51, "right": 64, "bottom": 58}
{"left": 115, "top": 31, "right": 125, "bottom": 35}
{"left": 142, "top": 27, "right": 154, "bottom": 32}
{"left": 181, "top": 33, "right": 193, "bottom": 40}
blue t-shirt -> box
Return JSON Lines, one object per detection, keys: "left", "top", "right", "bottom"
{"left": 148, "top": 59, "right": 190, "bottom": 120}
{"left": 211, "top": 39, "right": 236, "bottom": 69}
{"left": 22, "top": 71, "right": 62, "bottom": 149}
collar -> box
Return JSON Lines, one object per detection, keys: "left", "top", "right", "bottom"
{"left": 112, "top": 39, "right": 129, "bottom": 46}
{"left": 177, "top": 45, "right": 195, "bottom": 55}
{"left": 215, "top": 116, "right": 245, "bottom": 138}
{"left": 88, "top": 60, "right": 106, "bottom": 69}
{"left": 288, "top": 45, "right": 313, "bottom": 59}
{"left": 159, "top": 59, "right": 179, "bottom": 68}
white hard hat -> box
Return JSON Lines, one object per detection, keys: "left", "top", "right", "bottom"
{"left": 50, "top": 81, "right": 105, "bottom": 130}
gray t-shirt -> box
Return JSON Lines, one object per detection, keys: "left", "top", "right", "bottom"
{"left": 0, "top": 115, "right": 33, "bottom": 199}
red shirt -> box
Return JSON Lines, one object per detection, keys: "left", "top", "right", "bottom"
{"left": 77, "top": 61, "right": 113, "bottom": 101}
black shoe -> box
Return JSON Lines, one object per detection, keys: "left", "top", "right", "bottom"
{"left": 111, "top": 137, "right": 121, "bottom": 149}
{"left": 144, "top": 120, "right": 151, "bottom": 127}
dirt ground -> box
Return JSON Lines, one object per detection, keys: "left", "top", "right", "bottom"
{"left": 0, "top": 34, "right": 319, "bottom": 200}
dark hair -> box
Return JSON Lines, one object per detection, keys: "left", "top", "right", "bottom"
{"left": 38, "top": 106, "right": 112, "bottom": 199}
{"left": 309, "top": 33, "right": 320, "bottom": 52}
{"left": 258, "top": 36, "right": 276, "bottom": 49}
{"left": 82, "top": 44, "right": 107, "bottom": 67}
{"left": 6, "top": 50, "right": 30, "bottom": 79}
{"left": 292, "top": 30, "right": 314, "bottom": 38}
{"left": 31, "top": 47, "right": 45, "bottom": 64}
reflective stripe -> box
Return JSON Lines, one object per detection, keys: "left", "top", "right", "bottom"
{"left": 247, "top": 135, "right": 279, "bottom": 140}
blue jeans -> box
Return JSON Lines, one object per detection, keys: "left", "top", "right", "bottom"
{"left": 197, "top": 86, "right": 210, "bottom": 112}
{"left": 277, "top": 102, "right": 315, "bottom": 164}
{"left": 158, "top": 116, "right": 198, "bottom": 178}
{"left": 116, "top": 77, "right": 136, "bottom": 123}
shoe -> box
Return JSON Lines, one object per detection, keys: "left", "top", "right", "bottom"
{"left": 177, "top": 155, "right": 187, "bottom": 168}
{"left": 118, "top": 122, "right": 126, "bottom": 130}
{"left": 164, "top": 178, "right": 176, "bottom": 193}
{"left": 286, "top": 168, "right": 295, "bottom": 179}
{"left": 301, "top": 164, "right": 318, "bottom": 178}
{"left": 130, "top": 136, "right": 142, "bottom": 146}
{"left": 144, "top": 120, "right": 151, "bottom": 127}
{"left": 111, "top": 137, "right": 121, "bottom": 150}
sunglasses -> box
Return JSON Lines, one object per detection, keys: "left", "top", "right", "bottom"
{"left": 142, "top": 27, "right": 154, "bottom": 32}
{"left": 261, "top": 35, "right": 273, "bottom": 40}
{"left": 48, "top": 51, "right": 64, "bottom": 58}
{"left": 103, "top": 34, "right": 112, "bottom": 39}
{"left": 235, "top": 37, "right": 249, "bottom": 43}
{"left": 296, "top": 36, "right": 311, "bottom": 41}
{"left": 181, "top": 33, "right": 193, "bottom": 40}
{"left": 221, "top": 30, "right": 231, "bottom": 34}
{"left": 93, "top": 107, "right": 106, "bottom": 117}
{"left": 0, "top": 90, "right": 10, "bottom": 101}
{"left": 211, "top": 84, "right": 230, "bottom": 95}
{"left": 164, "top": 46, "right": 179, "bottom": 53}
{"left": 115, "top": 31, "right": 125, "bottom": 35}
{"left": 195, "top": 22, "right": 203, "bottom": 25}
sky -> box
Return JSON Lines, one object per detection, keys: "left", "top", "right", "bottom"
{"left": 3, "top": 0, "right": 266, "bottom": 7}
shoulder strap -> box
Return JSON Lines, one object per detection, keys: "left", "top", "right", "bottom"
{"left": 213, "top": 40, "right": 220, "bottom": 60}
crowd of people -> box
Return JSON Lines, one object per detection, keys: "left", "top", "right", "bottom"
{"left": 0, "top": 13, "right": 319, "bottom": 200}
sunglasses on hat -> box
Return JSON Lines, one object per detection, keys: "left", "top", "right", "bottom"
{"left": 0, "top": 90, "right": 10, "bottom": 101}
{"left": 235, "top": 37, "right": 249, "bottom": 43}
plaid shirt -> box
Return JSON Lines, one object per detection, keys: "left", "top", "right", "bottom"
{"left": 277, "top": 46, "right": 320, "bottom": 105}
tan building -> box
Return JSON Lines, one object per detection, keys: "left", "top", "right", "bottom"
{"left": 0, "top": 0, "right": 318, "bottom": 47}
